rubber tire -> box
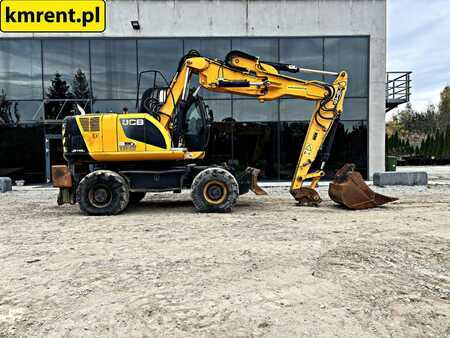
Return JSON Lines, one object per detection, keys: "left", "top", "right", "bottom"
{"left": 129, "top": 192, "right": 146, "bottom": 204}
{"left": 191, "top": 167, "right": 239, "bottom": 213}
{"left": 77, "top": 170, "right": 130, "bottom": 215}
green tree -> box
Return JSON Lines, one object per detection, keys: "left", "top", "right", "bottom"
{"left": 445, "top": 126, "right": 450, "bottom": 156}
{"left": 45, "top": 73, "right": 73, "bottom": 120}
{"left": 71, "top": 69, "right": 93, "bottom": 113}
{"left": 423, "top": 135, "right": 432, "bottom": 157}
{"left": 0, "top": 90, "right": 20, "bottom": 125}
{"left": 438, "top": 131, "right": 446, "bottom": 157}
{"left": 418, "top": 138, "right": 425, "bottom": 156}
{"left": 438, "top": 86, "right": 450, "bottom": 130}
{"left": 386, "top": 84, "right": 450, "bottom": 159}
{"left": 391, "top": 103, "right": 440, "bottom": 135}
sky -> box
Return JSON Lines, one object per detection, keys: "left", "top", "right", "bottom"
{"left": 387, "top": 0, "right": 450, "bottom": 119}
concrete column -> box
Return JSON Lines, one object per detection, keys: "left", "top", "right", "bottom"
{"left": 368, "top": 2, "right": 387, "bottom": 177}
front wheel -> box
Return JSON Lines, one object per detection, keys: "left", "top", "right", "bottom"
{"left": 77, "top": 170, "right": 130, "bottom": 215}
{"left": 191, "top": 167, "right": 239, "bottom": 213}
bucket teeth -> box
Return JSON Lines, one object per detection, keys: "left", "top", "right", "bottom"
{"left": 328, "top": 163, "right": 398, "bottom": 210}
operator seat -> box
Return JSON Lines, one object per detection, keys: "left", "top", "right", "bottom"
{"left": 139, "top": 87, "right": 167, "bottom": 120}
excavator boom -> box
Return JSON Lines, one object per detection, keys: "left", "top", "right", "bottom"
{"left": 156, "top": 50, "right": 378, "bottom": 207}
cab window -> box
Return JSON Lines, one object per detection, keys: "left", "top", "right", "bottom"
{"left": 185, "top": 102, "right": 203, "bottom": 135}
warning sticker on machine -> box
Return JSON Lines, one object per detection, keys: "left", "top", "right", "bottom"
{"left": 119, "top": 142, "right": 137, "bottom": 152}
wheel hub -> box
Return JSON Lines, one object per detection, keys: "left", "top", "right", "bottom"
{"left": 207, "top": 185, "right": 223, "bottom": 200}
{"left": 94, "top": 188, "right": 108, "bottom": 203}
{"left": 89, "top": 186, "right": 112, "bottom": 207}
{"left": 203, "top": 180, "right": 227, "bottom": 205}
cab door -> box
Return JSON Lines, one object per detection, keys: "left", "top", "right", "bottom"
{"left": 182, "top": 97, "right": 211, "bottom": 151}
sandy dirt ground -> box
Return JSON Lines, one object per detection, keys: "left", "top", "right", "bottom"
{"left": 0, "top": 169, "right": 449, "bottom": 337}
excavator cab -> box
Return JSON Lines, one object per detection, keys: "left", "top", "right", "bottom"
{"left": 180, "top": 94, "right": 211, "bottom": 151}
{"left": 137, "top": 69, "right": 212, "bottom": 152}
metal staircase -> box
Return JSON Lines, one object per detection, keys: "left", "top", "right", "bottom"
{"left": 386, "top": 72, "right": 412, "bottom": 112}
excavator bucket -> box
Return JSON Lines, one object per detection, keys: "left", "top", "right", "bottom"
{"left": 291, "top": 187, "right": 322, "bottom": 207}
{"left": 328, "top": 163, "right": 398, "bottom": 210}
{"left": 246, "top": 167, "right": 268, "bottom": 195}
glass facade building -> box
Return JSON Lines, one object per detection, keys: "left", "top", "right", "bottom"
{"left": 0, "top": 37, "right": 369, "bottom": 183}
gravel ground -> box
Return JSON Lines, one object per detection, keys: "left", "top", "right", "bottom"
{"left": 0, "top": 168, "right": 449, "bottom": 337}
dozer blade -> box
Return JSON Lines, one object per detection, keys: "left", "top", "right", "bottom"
{"left": 328, "top": 163, "right": 398, "bottom": 210}
{"left": 246, "top": 167, "right": 268, "bottom": 195}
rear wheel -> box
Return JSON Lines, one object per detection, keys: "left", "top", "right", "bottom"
{"left": 191, "top": 167, "right": 239, "bottom": 213}
{"left": 129, "top": 192, "right": 146, "bottom": 204}
{"left": 78, "top": 170, "right": 129, "bottom": 215}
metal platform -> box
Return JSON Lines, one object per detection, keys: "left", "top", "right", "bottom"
{"left": 386, "top": 72, "right": 412, "bottom": 112}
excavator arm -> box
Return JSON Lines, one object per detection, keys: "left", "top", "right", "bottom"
{"left": 154, "top": 50, "right": 348, "bottom": 206}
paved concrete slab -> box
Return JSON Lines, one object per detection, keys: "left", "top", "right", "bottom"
{"left": 373, "top": 172, "right": 428, "bottom": 186}
{"left": 0, "top": 177, "right": 12, "bottom": 193}
{"left": 398, "top": 165, "right": 450, "bottom": 183}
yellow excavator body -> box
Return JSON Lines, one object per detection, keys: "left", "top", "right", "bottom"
{"left": 72, "top": 113, "right": 205, "bottom": 162}
{"left": 54, "top": 49, "right": 396, "bottom": 215}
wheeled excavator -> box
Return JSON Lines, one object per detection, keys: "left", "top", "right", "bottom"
{"left": 52, "top": 50, "right": 397, "bottom": 215}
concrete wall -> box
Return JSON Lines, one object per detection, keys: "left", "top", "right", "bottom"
{"left": 1, "top": 0, "right": 387, "bottom": 176}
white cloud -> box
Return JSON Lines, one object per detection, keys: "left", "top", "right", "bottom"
{"left": 387, "top": 0, "right": 450, "bottom": 112}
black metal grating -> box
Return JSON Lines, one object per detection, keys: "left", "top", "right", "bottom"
{"left": 386, "top": 72, "right": 412, "bottom": 112}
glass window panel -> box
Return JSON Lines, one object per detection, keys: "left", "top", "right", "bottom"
{"left": 280, "top": 99, "right": 316, "bottom": 121}
{"left": 0, "top": 124, "right": 45, "bottom": 183}
{"left": 189, "top": 74, "right": 231, "bottom": 99}
{"left": 279, "top": 120, "right": 368, "bottom": 180}
{"left": 280, "top": 38, "right": 324, "bottom": 81}
{"left": 183, "top": 39, "right": 231, "bottom": 99}
{"left": 342, "top": 98, "right": 368, "bottom": 121}
{"left": 137, "top": 71, "right": 172, "bottom": 99}
{"left": 43, "top": 39, "right": 90, "bottom": 100}
{"left": 0, "top": 100, "right": 43, "bottom": 125}
{"left": 233, "top": 99, "right": 277, "bottom": 122}
{"left": 93, "top": 100, "right": 137, "bottom": 114}
{"left": 204, "top": 99, "right": 232, "bottom": 122}
{"left": 0, "top": 39, "right": 42, "bottom": 100}
{"left": 44, "top": 100, "right": 75, "bottom": 121}
{"left": 138, "top": 39, "right": 183, "bottom": 87}
{"left": 204, "top": 122, "right": 233, "bottom": 164}
{"left": 327, "top": 121, "right": 368, "bottom": 178}
{"left": 280, "top": 98, "right": 367, "bottom": 122}
{"left": 279, "top": 121, "right": 310, "bottom": 180}
{"left": 231, "top": 38, "right": 278, "bottom": 61}
{"left": 91, "top": 40, "right": 137, "bottom": 99}
{"left": 184, "top": 38, "right": 230, "bottom": 59}
{"left": 324, "top": 37, "right": 369, "bottom": 97}
{"left": 234, "top": 122, "right": 278, "bottom": 180}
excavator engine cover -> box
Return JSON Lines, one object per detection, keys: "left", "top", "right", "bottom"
{"left": 329, "top": 163, "right": 398, "bottom": 210}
